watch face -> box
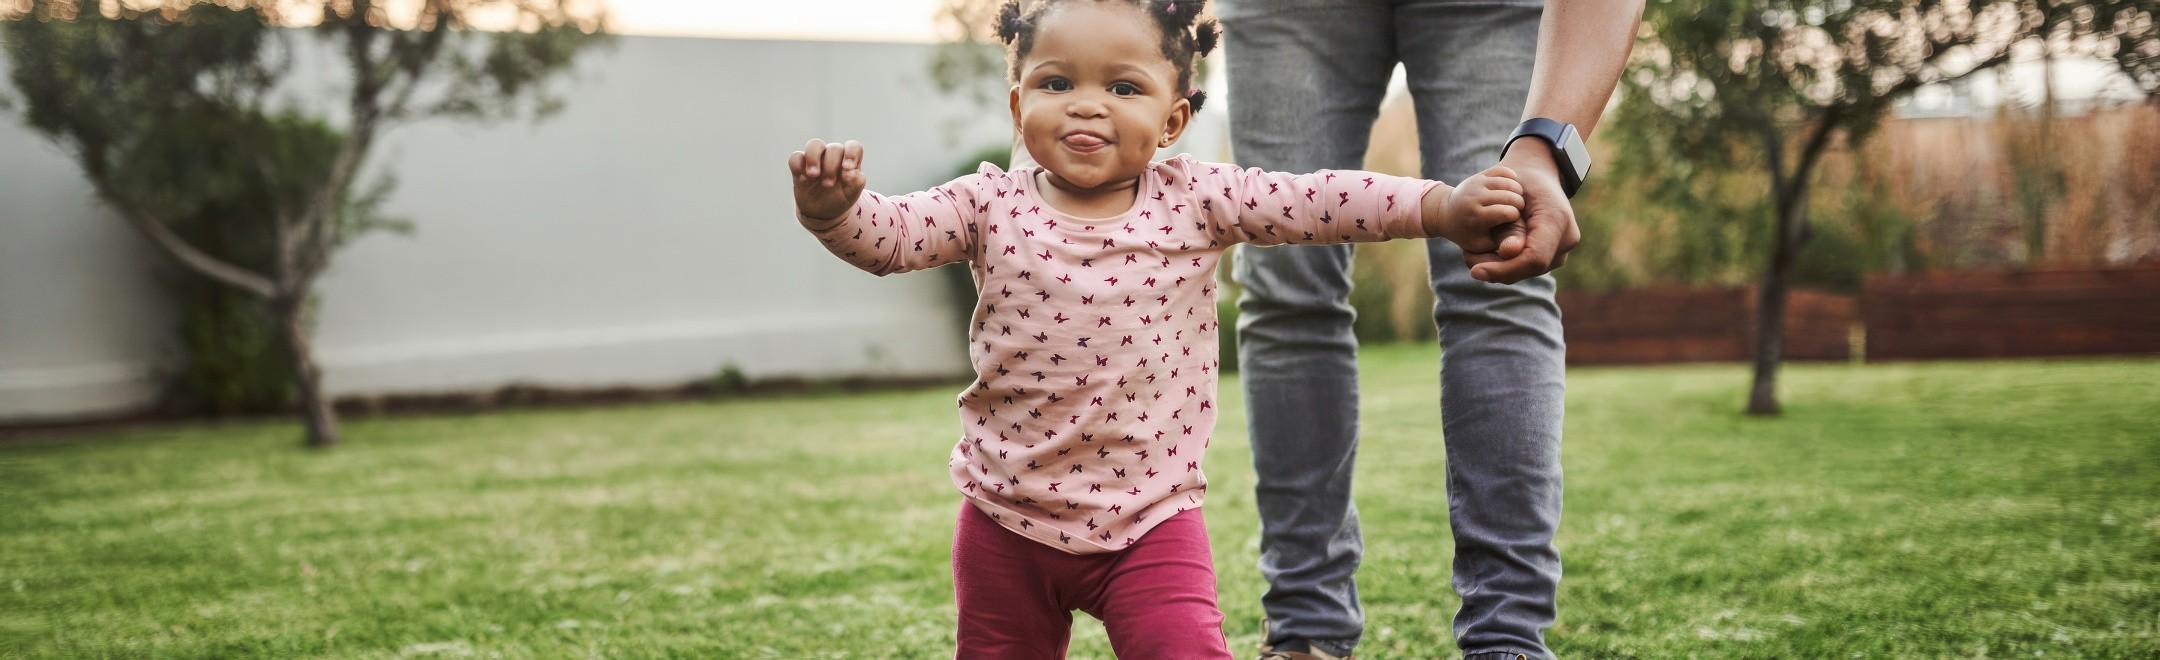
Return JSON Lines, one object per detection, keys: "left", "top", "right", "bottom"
{"left": 1559, "top": 124, "right": 1591, "bottom": 182}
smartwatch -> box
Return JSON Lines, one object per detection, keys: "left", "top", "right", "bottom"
{"left": 1501, "top": 117, "right": 1591, "bottom": 198}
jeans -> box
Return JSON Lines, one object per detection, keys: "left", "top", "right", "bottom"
{"left": 1219, "top": 0, "right": 1566, "bottom": 657}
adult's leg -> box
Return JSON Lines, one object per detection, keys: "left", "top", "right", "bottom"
{"left": 1219, "top": 0, "right": 1397, "bottom": 654}
{"left": 1398, "top": 2, "right": 1568, "bottom": 657}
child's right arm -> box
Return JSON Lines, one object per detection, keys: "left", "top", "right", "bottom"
{"left": 790, "top": 138, "right": 989, "bottom": 277}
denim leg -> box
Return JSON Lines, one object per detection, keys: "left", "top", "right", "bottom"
{"left": 1220, "top": 0, "right": 1397, "bottom": 654}
{"left": 1400, "top": 1, "right": 1568, "bottom": 657}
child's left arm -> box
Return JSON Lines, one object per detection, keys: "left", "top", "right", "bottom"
{"left": 1180, "top": 156, "right": 1522, "bottom": 251}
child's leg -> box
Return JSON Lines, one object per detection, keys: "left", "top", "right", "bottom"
{"left": 952, "top": 502, "right": 1075, "bottom": 658}
{"left": 1086, "top": 508, "right": 1232, "bottom": 659}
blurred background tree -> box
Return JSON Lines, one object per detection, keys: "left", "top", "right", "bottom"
{"left": 930, "top": 0, "right": 1005, "bottom": 108}
{"left": 1605, "top": 0, "right": 2157, "bottom": 416}
{"left": 1, "top": 0, "right": 611, "bottom": 446}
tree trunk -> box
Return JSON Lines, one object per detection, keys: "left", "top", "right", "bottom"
{"left": 1748, "top": 181, "right": 1813, "bottom": 416}
{"left": 276, "top": 296, "right": 340, "bottom": 448}
{"left": 1746, "top": 234, "right": 1793, "bottom": 416}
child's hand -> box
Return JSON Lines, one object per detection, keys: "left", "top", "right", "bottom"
{"left": 789, "top": 138, "right": 866, "bottom": 221}
{"left": 1424, "top": 164, "right": 1526, "bottom": 256}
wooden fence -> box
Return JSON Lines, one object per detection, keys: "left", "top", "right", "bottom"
{"left": 1861, "top": 265, "right": 2160, "bottom": 360}
{"left": 1558, "top": 287, "right": 1856, "bottom": 365}
{"left": 1557, "top": 266, "right": 2160, "bottom": 365}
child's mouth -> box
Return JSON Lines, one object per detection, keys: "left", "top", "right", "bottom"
{"left": 1061, "top": 132, "right": 1111, "bottom": 153}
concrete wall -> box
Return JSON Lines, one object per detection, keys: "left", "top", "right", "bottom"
{"left": 0, "top": 32, "right": 1231, "bottom": 424}
{"left": 300, "top": 36, "right": 1010, "bottom": 401}
{"left": 0, "top": 127, "right": 174, "bottom": 421}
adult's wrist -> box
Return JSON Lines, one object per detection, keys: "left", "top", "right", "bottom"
{"left": 1503, "top": 117, "right": 1590, "bottom": 197}
{"left": 1497, "top": 137, "right": 1560, "bottom": 179}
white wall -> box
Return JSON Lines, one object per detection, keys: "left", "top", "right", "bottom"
{"left": 306, "top": 36, "right": 1012, "bottom": 399}
{"left": 0, "top": 128, "right": 175, "bottom": 421}
{"left": 0, "top": 31, "right": 1232, "bottom": 424}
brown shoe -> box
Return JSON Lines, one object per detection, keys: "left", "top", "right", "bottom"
{"left": 1257, "top": 621, "right": 1353, "bottom": 660}
{"left": 1257, "top": 641, "right": 1352, "bottom": 660}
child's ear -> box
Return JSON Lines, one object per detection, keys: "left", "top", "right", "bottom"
{"left": 1009, "top": 86, "right": 1024, "bottom": 134}
{"left": 1159, "top": 96, "right": 1193, "bottom": 148}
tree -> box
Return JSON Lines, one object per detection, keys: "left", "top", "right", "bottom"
{"left": 2, "top": 0, "right": 609, "bottom": 446}
{"left": 1615, "top": 0, "right": 2157, "bottom": 416}
{"left": 930, "top": 0, "right": 1006, "bottom": 107}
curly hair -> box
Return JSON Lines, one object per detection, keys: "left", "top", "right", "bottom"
{"left": 992, "top": 0, "right": 1221, "bottom": 111}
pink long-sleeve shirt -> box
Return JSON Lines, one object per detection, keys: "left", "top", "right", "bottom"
{"left": 801, "top": 154, "right": 1443, "bottom": 554}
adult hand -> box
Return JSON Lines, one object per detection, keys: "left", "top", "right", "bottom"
{"left": 1462, "top": 139, "right": 1582, "bottom": 284}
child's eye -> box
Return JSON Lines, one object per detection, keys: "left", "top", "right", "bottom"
{"left": 1110, "top": 82, "right": 1140, "bottom": 96}
{"left": 1043, "top": 78, "right": 1072, "bottom": 92}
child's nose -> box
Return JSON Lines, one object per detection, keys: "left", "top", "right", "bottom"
{"left": 1065, "top": 98, "right": 1109, "bottom": 119}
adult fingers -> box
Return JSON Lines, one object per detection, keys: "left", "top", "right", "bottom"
{"left": 1559, "top": 211, "right": 1583, "bottom": 257}
{"left": 1461, "top": 249, "right": 1508, "bottom": 275}
{"left": 1491, "top": 220, "right": 1527, "bottom": 259}
{"left": 1469, "top": 212, "right": 1559, "bottom": 283}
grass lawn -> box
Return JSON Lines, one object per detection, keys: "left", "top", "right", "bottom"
{"left": 2, "top": 344, "right": 2155, "bottom": 658}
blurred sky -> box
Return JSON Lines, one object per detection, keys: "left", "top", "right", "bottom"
{"left": 604, "top": 0, "right": 2139, "bottom": 108}
{"left": 608, "top": 0, "right": 947, "bottom": 42}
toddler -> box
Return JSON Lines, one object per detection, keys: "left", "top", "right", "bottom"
{"left": 787, "top": 0, "right": 1527, "bottom": 655}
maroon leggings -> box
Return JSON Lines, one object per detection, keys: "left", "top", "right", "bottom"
{"left": 951, "top": 502, "right": 1232, "bottom": 658}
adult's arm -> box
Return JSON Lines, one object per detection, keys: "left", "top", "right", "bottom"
{"left": 1468, "top": 0, "right": 1645, "bottom": 284}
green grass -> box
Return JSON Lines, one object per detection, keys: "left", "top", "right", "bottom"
{"left": 2, "top": 345, "right": 2155, "bottom": 658}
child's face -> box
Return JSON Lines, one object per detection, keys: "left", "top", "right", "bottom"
{"left": 1009, "top": 2, "right": 1191, "bottom": 190}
